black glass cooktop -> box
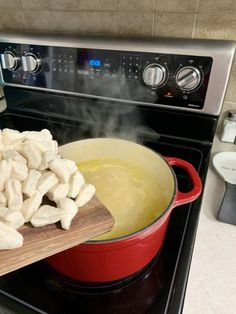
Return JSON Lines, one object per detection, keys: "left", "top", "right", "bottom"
{"left": 0, "top": 87, "right": 214, "bottom": 314}
{"left": 0, "top": 119, "right": 208, "bottom": 314}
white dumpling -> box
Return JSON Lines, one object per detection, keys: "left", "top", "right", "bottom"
{"left": 30, "top": 140, "right": 54, "bottom": 153}
{"left": 39, "top": 151, "right": 56, "bottom": 170}
{"left": 47, "top": 183, "right": 69, "bottom": 202}
{"left": 33, "top": 139, "right": 58, "bottom": 157}
{"left": 51, "top": 140, "right": 58, "bottom": 156}
{"left": 57, "top": 198, "right": 78, "bottom": 230}
{"left": 41, "top": 129, "right": 53, "bottom": 141}
{"left": 22, "top": 141, "right": 43, "bottom": 169}
{"left": 10, "top": 161, "right": 28, "bottom": 181}
{"left": 37, "top": 171, "right": 59, "bottom": 195}
{"left": 2, "top": 129, "right": 23, "bottom": 147}
{"left": 2, "top": 149, "right": 27, "bottom": 164}
{"left": 21, "top": 192, "right": 43, "bottom": 222}
{"left": 0, "top": 207, "right": 25, "bottom": 229}
{"left": 0, "top": 160, "right": 11, "bottom": 191}
{"left": 22, "top": 169, "right": 41, "bottom": 197}
{"left": 30, "top": 205, "right": 66, "bottom": 227}
{"left": 0, "top": 191, "right": 7, "bottom": 207}
{"left": 75, "top": 183, "right": 96, "bottom": 207}
{"left": 63, "top": 159, "right": 77, "bottom": 174}
{"left": 0, "top": 130, "right": 3, "bottom": 151}
{"left": 0, "top": 221, "right": 23, "bottom": 249}
{"left": 67, "top": 171, "right": 85, "bottom": 199}
{"left": 5, "top": 179, "right": 23, "bottom": 211}
{"left": 22, "top": 129, "right": 52, "bottom": 142}
{"left": 49, "top": 158, "right": 77, "bottom": 183}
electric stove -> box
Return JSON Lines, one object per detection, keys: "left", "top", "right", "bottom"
{"left": 0, "top": 32, "right": 234, "bottom": 314}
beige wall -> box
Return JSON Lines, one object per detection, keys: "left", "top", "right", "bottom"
{"left": 0, "top": 0, "right": 235, "bottom": 119}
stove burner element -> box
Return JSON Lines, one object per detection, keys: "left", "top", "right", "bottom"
{"left": 46, "top": 252, "right": 161, "bottom": 296}
{"left": 45, "top": 252, "right": 167, "bottom": 314}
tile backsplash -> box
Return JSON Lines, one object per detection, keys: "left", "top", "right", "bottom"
{"left": 0, "top": 0, "right": 235, "bottom": 114}
{"left": 0, "top": 0, "right": 236, "bottom": 39}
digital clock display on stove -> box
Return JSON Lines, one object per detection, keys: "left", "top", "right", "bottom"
{"left": 89, "top": 59, "right": 102, "bottom": 67}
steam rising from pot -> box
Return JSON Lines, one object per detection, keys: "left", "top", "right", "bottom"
{"left": 40, "top": 64, "right": 160, "bottom": 144}
{"left": 46, "top": 97, "right": 160, "bottom": 145}
{"left": 79, "top": 100, "right": 160, "bottom": 142}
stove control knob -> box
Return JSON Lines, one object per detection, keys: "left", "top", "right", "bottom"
{"left": 143, "top": 63, "right": 167, "bottom": 87}
{"left": 0, "top": 51, "right": 20, "bottom": 71}
{"left": 22, "top": 53, "right": 41, "bottom": 73}
{"left": 176, "top": 66, "right": 201, "bottom": 91}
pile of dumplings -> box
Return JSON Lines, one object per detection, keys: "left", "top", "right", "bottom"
{"left": 0, "top": 128, "right": 96, "bottom": 250}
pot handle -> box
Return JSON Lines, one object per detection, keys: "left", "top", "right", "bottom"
{"left": 165, "top": 157, "right": 202, "bottom": 207}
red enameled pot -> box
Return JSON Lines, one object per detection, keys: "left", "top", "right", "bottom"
{"left": 47, "top": 138, "right": 202, "bottom": 283}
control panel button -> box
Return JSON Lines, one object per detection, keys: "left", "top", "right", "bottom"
{"left": 121, "top": 54, "right": 141, "bottom": 81}
{"left": 22, "top": 53, "right": 41, "bottom": 73}
{"left": 143, "top": 63, "right": 167, "bottom": 87}
{"left": 176, "top": 66, "right": 201, "bottom": 91}
{"left": 0, "top": 51, "right": 20, "bottom": 71}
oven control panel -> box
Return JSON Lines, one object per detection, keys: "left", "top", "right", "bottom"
{"left": 0, "top": 43, "right": 213, "bottom": 110}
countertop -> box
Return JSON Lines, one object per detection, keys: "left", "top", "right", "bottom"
{"left": 183, "top": 136, "right": 236, "bottom": 314}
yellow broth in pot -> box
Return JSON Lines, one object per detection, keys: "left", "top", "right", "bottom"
{"left": 78, "top": 159, "right": 168, "bottom": 240}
